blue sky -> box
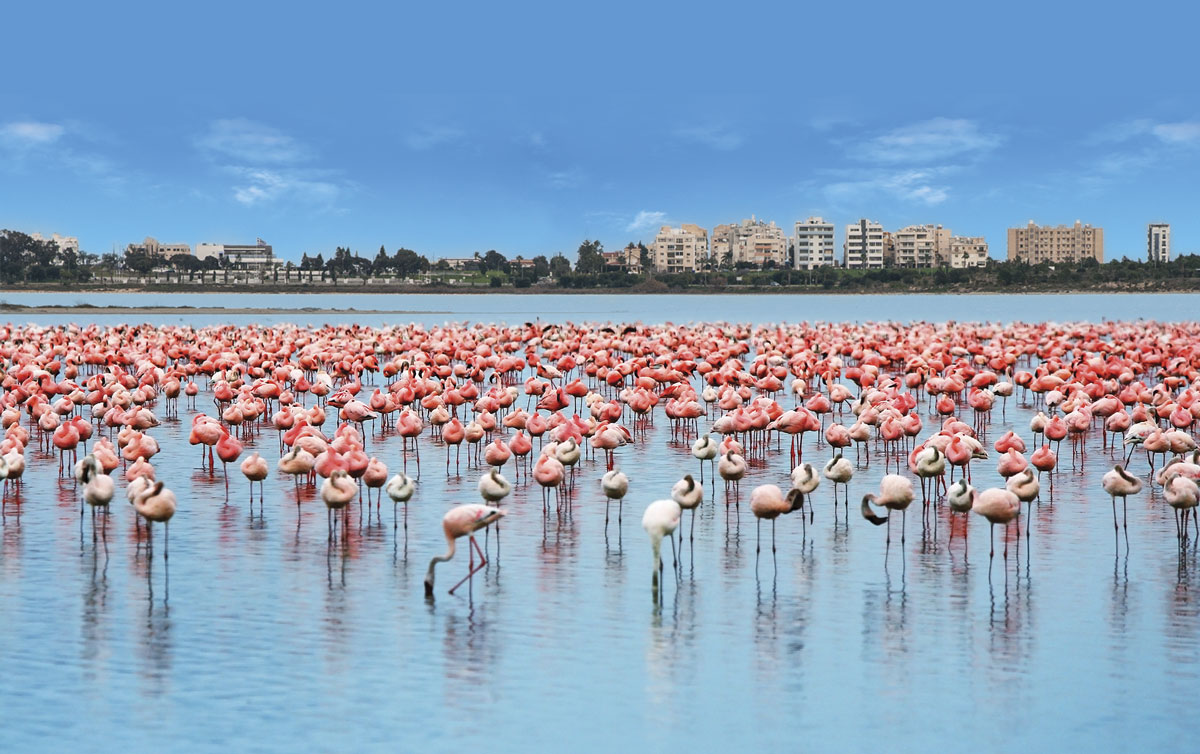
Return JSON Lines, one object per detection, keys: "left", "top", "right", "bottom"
{"left": 2, "top": 1, "right": 1198, "bottom": 263}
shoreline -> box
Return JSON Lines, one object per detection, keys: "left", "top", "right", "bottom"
{"left": 2, "top": 283, "right": 1199, "bottom": 299}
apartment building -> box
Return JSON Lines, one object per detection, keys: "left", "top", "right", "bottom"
{"left": 844, "top": 219, "right": 885, "bottom": 268}
{"left": 1006, "top": 221, "right": 1103, "bottom": 264}
{"left": 651, "top": 224, "right": 708, "bottom": 273}
{"left": 1148, "top": 223, "right": 1170, "bottom": 263}
{"left": 892, "top": 224, "right": 951, "bottom": 268}
{"left": 949, "top": 236, "right": 989, "bottom": 268}
{"left": 711, "top": 216, "right": 788, "bottom": 268}
{"left": 30, "top": 232, "right": 79, "bottom": 255}
{"left": 792, "top": 217, "right": 835, "bottom": 269}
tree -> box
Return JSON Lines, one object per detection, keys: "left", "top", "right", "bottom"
{"left": 373, "top": 245, "right": 392, "bottom": 275}
{"left": 123, "top": 249, "right": 157, "bottom": 274}
{"left": 638, "top": 242, "right": 652, "bottom": 274}
{"left": 575, "top": 239, "right": 604, "bottom": 275}
{"left": 532, "top": 255, "right": 550, "bottom": 278}
{"left": 549, "top": 253, "right": 572, "bottom": 278}
{"left": 482, "top": 249, "right": 509, "bottom": 275}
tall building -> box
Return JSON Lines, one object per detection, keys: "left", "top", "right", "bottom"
{"left": 1148, "top": 223, "right": 1170, "bottom": 263}
{"left": 844, "top": 219, "right": 885, "bottom": 268}
{"left": 892, "top": 224, "right": 951, "bottom": 267}
{"left": 126, "top": 236, "right": 191, "bottom": 258}
{"left": 651, "top": 224, "right": 708, "bottom": 273}
{"left": 1006, "top": 221, "right": 1103, "bottom": 264}
{"left": 711, "top": 216, "right": 788, "bottom": 268}
{"left": 792, "top": 217, "right": 835, "bottom": 269}
{"left": 30, "top": 232, "right": 79, "bottom": 254}
{"left": 949, "top": 236, "right": 989, "bottom": 268}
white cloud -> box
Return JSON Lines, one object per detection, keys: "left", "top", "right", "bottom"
{"left": 675, "top": 125, "right": 742, "bottom": 151}
{"left": 855, "top": 118, "right": 1002, "bottom": 163}
{"left": 546, "top": 168, "right": 583, "bottom": 189}
{"left": 626, "top": 210, "right": 671, "bottom": 232}
{"left": 197, "top": 119, "right": 308, "bottom": 164}
{"left": 405, "top": 125, "right": 465, "bottom": 150}
{"left": 228, "top": 168, "right": 342, "bottom": 207}
{"left": 0, "top": 121, "right": 65, "bottom": 149}
{"left": 824, "top": 169, "right": 952, "bottom": 206}
{"left": 1090, "top": 118, "right": 1200, "bottom": 147}
{"left": 1151, "top": 121, "right": 1200, "bottom": 144}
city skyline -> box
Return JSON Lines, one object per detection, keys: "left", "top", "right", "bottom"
{"left": 2, "top": 3, "right": 1197, "bottom": 263}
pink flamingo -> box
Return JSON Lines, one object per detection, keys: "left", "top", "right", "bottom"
{"left": 424, "top": 504, "right": 507, "bottom": 597}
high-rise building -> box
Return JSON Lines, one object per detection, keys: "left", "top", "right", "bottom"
{"left": 1006, "top": 221, "right": 1103, "bottom": 264}
{"left": 844, "top": 219, "right": 885, "bottom": 268}
{"left": 711, "top": 216, "right": 788, "bottom": 268}
{"left": 792, "top": 217, "right": 835, "bottom": 269}
{"left": 949, "top": 236, "right": 989, "bottom": 268}
{"left": 651, "top": 224, "right": 708, "bottom": 273}
{"left": 1148, "top": 223, "right": 1170, "bottom": 263}
{"left": 892, "top": 224, "right": 951, "bottom": 267}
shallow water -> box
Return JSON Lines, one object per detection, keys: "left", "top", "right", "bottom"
{"left": 2, "top": 299, "right": 1199, "bottom": 752}
{"left": 1, "top": 290, "right": 1198, "bottom": 326}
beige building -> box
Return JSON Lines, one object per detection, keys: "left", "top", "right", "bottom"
{"left": 651, "top": 224, "right": 708, "bottom": 273}
{"left": 949, "top": 236, "right": 989, "bottom": 268}
{"left": 892, "top": 224, "right": 951, "bottom": 268}
{"left": 128, "top": 236, "right": 191, "bottom": 258}
{"left": 196, "top": 239, "right": 277, "bottom": 268}
{"left": 792, "top": 217, "right": 835, "bottom": 269}
{"left": 602, "top": 244, "right": 644, "bottom": 274}
{"left": 711, "top": 216, "right": 788, "bottom": 268}
{"left": 844, "top": 219, "right": 885, "bottom": 268}
{"left": 1007, "top": 221, "right": 1103, "bottom": 264}
{"left": 30, "top": 232, "right": 79, "bottom": 254}
{"left": 1148, "top": 223, "right": 1170, "bottom": 263}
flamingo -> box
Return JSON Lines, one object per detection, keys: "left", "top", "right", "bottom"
{"left": 424, "top": 504, "right": 507, "bottom": 597}
{"left": 973, "top": 488, "right": 1021, "bottom": 560}
{"left": 321, "top": 469, "right": 357, "bottom": 538}
{"left": 861, "top": 474, "right": 914, "bottom": 545}
{"left": 240, "top": 452, "right": 269, "bottom": 507}
{"left": 671, "top": 474, "right": 703, "bottom": 542}
{"left": 750, "top": 483, "right": 803, "bottom": 556}
{"left": 385, "top": 473, "right": 416, "bottom": 530}
{"left": 600, "top": 468, "right": 628, "bottom": 525}
{"left": 1164, "top": 475, "right": 1200, "bottom": 540}
{"left": 789, "top": 463, "right": 820, "bottom": 523}
{"left": 822, "top": 453, "right": 853, "bottom": 512}
{"left": 1101, "top": 465, "right": 1142, "bottom": 533}
{"left": 692, "top": 433, "right": 719, "bottom": 482}
{"left": 132, "top": 481, "right": 177, "bottom": 559}
{"left": 642, "top": 499, "right": 682, "bottom": 595}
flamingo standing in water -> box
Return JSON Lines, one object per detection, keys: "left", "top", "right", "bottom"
{"left": 601, "top": 468, "right": 628, "bottom": 525}
{"left": 692, "top": 434, "right": 718, "bottom": 482}
{"left": 789, "top": 463, "right": 820, "bottom": 523}
{"left": 671, "top": 474, "right": 703, "bottom": 542}
{"left": 750, "top": 484, "right": 803, "bottom": 557}
{"left": 1101, "top": 465, "right": 1142, "bottom": 533}
{"left": 973, "top": 487, "right": 1021, "bottom": 560}
{"left": 133, "top": 481, "right": 177, "bottom": 559}
{"left": 861, "top": 474, "right": 914, "bottom": 545}
{"left": 385, "top": 473, "right": 416, "bottom": 530}
{"left": 321, "top": 469, "right": 357, "bottom": 538}
{"left": 424, "top": 504, "right": 507, "bottom": 597}
{"left": 240, "top": 452, "right": 269, "bottom": 508}
{"left": 1164, "top": 475, "right": 1200, "bottom": 540}
{"left": 823, "top": 453, "right": 853, "bottom": 513}
{"left": 641, "top": 499, "right": 681, "bottom": 596}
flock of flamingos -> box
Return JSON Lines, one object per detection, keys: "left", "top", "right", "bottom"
{"left": 3, "top": 319, "right": 1200, "bottom": 601}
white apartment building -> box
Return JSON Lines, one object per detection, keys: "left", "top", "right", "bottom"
{"left": 651, "top": 224, "right": 708, "bottom": 273}
{"left": 711, "top": 216, "right": 788, "bottom": 268}
{"left": 30, "top": 232, "right": 79, "bottom": 255}
{"left": 949, "top": 236, "right": 989, "bottom": 268}
{"left": 892, "top": 224, "right": 951, "bottom": 268}
{"left": 844, "top": 219, "right": 885, "bottom": 268}
{"left": 1148, "top": 223, "right": 1170, "bottom": 263}
{"left": 792, "top": 217, "right": 835, "bottom": 269}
